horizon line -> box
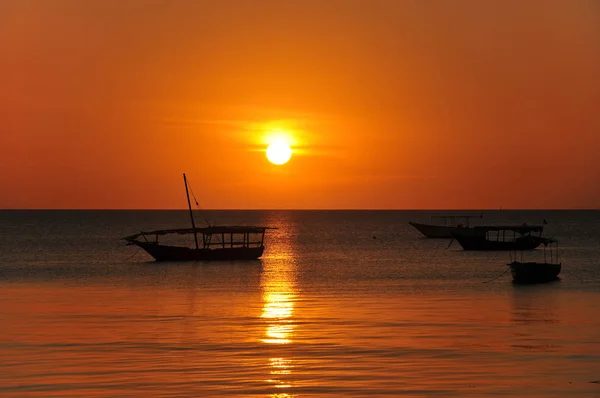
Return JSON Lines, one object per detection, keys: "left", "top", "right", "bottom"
{"left": 1, "top": 208, "right": 599, "bottom": 211}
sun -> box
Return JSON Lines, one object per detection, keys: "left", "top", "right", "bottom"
{"left": 266, "top": 140, "right": 292, "bottom": 165}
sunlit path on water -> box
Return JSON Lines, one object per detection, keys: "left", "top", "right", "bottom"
{"left": 260, "top": 213, "right": 298, "bottom": 396}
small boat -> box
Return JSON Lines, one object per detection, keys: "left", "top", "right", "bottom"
{"left": 409, "top": 214, "right": 483, "bottom": 238}
{"left": 509, "top": 238, "right": 561, "bottom": 284}
{"left": 451, "top": 225, "right": 544, "bottom": 251}
{"left": 123, "top": 174, "right": 275, "bottom": 262}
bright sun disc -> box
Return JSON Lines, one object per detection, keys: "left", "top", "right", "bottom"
{"left": 266, "top": 141, "right": 292, "bottom": 165}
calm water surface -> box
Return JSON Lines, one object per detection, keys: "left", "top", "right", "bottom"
{"left": 1, "top": 210, "right": 599, "bottom": 397}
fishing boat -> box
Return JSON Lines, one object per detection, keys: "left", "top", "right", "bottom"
{"left": 123, "top": 174, "right": 275, "bottom": 262}
{"left": 451, "top": 225, "right": 544, "bottom": 251}
{"left": 408, "top": 214, "right": 483, "bottom": 238}
{"left": 509, "top": 238, "right": 561, "bottom": 284}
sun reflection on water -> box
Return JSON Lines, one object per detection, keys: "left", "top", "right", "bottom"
{"left": 260, "top": 217, "right": 298, "bottom": 396}
{"left": 262, "top": 288, "right": 295, "bottom": 345}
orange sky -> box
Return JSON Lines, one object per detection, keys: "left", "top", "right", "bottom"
{"left": 1, "top": 0, "right": 599, "bottom": 209}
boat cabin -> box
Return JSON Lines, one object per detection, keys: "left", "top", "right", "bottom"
{"left": 124, "top": 226, "right": 272, "bottom": 250}
{"left": 509, "top": 237, "right": 558, "bottom": 263}
{"left": 474, "top": 225, "right": 543, "bottom": 241}
{"left": 430, "top": 215, "right": 481, "bottom": 228}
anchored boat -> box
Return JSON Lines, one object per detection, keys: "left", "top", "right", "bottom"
{"left": 451, "top": 225, "right": 545, "bottom": 251}
{"left": 509, "top": 238, "right": 561, "bottom": 284}
{"left": 123, "top": 174, "right": 275, "bottom": 261}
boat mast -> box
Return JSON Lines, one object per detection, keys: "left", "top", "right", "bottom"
{"left": 183, "top": 173, "right": 199, "bottom": 249}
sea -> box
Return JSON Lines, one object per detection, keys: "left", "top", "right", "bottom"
{"left": 0, "top": 210, "right": 599, "bottom": 397}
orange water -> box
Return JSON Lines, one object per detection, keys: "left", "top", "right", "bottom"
{"left": 1, "top": 210, "right": 599, "bottom": 397}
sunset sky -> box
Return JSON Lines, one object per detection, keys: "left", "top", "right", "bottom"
{"left": 1, "top": 0, "right": 599, "bottom": 209}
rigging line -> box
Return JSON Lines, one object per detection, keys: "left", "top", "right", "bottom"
{"left": 482, "top": 267, "right": 511, "bottom": 283}
{"left": 186, "top": 179, "right": 212, "bottom": 227}
{"left": 125, "top": 246, "right": 142, "bottom": 261}
{"left": 187, "top": 180, "right": 200, "bottom": 207}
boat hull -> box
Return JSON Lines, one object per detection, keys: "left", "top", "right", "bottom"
{"left": 131, "top": 241, "right": 264, "bottom": 262}
{"left": 409, "top": 222, "right": 483, "bottom": 239}
{"left": 509, "top": 261, "right": 561, "bottom": 284}
{"left": 452, "top": 235, "right": 541, "bottom": 251}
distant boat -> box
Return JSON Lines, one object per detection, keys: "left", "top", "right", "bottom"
{"left": 123, "top": 174, "right": 275, "bottom": 262}
{"left": 451, "top": 225, "right": 544, "bottom": 251}
{"left": 509, "top": 238, "right": 561, "bottom": 284}
{"left": 409, "top": 214, "right": 483, "bottom": 238}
